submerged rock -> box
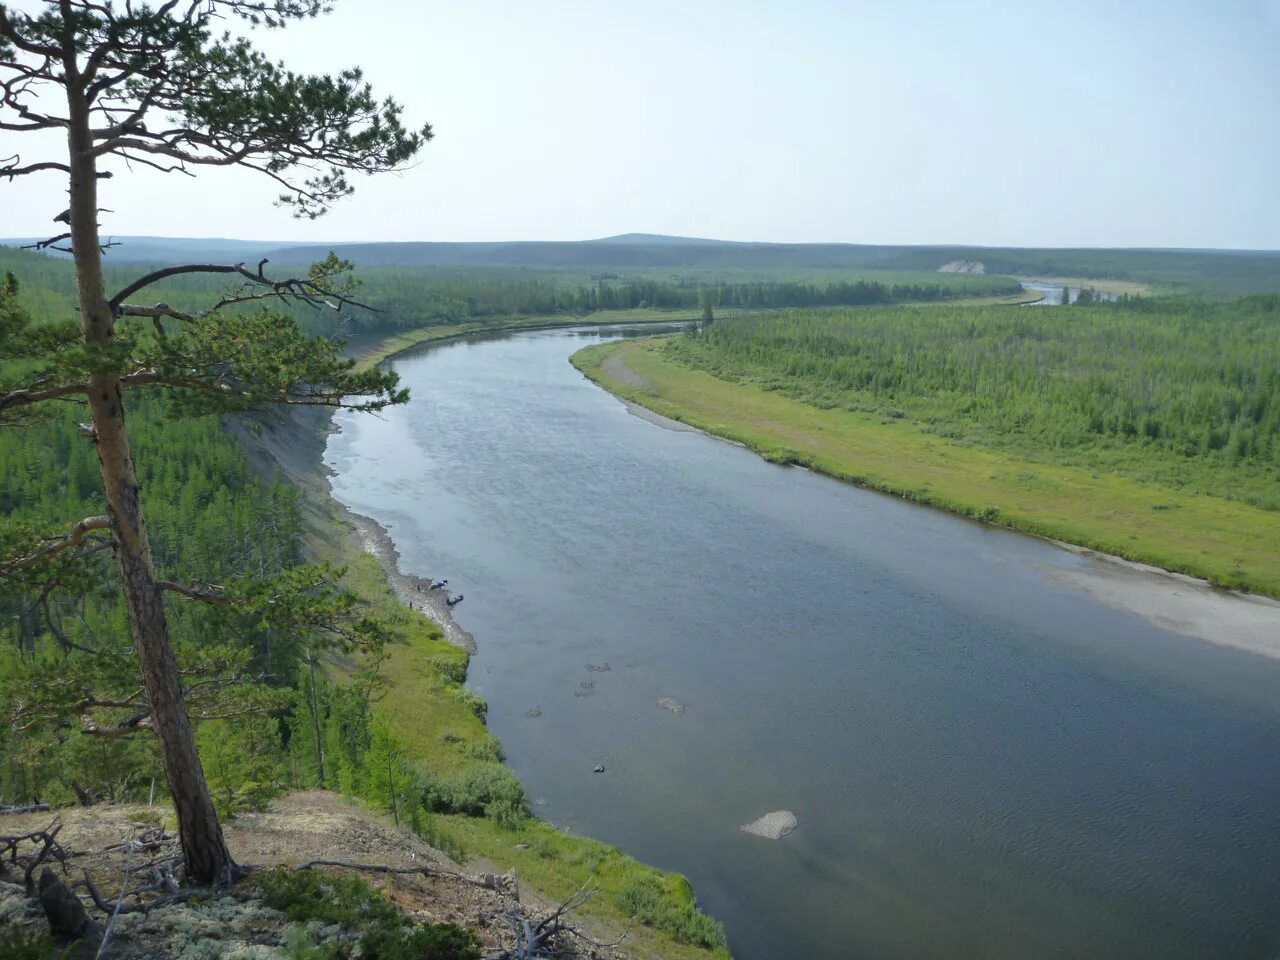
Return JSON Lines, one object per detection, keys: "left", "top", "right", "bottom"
{"left": 657, "top": 697, "right": 685, "bottom": 715}
{"left": 525, "top": 706, "right": 542, "bottom": 718}
{"left": 586, "top": 662, "right": 612, "bottom": 672}
{"left": 740, "top": 810, "right": 798, "bottom": 840}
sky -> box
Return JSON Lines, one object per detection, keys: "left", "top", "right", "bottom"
{"left": 3, "top": 0, "right": 1279, "bottom": 248}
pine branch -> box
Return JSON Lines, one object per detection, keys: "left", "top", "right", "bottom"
{"left": 0, "top": 380, "right": 89, "bottom": 414}
{"left": 110, "top": 257, "right": 379, "bottom": 317}
{"left": 157, "top": 580, "right": 230, "bottom": 602}
{"left": 1, "top": 516, "right": 111, "bottom": 575}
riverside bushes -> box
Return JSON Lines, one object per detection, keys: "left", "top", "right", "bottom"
{"left": 617, "top": 874, "right": 729, "bottom": 950}
{"left": 422, "top": 762, "right": 527, "bottom": 824}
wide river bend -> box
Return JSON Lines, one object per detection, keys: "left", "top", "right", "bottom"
{"left": 325, "top": 325, "right": 1280, "bottom": 960}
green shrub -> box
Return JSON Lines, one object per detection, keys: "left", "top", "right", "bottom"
{"left": 0, "top": 927, "right": 72, "bottom": 960}
{"left": 616, "top": 874, "right": 728, "bottom": 950}
{"left": 424, "top": 762, "right": 527, "bottom": 824}
{"left": 283, "top": 925, "right": 343, "bottom": 960}
{"left": 450, "top": 687, "right": 488, "bottom": 719}
{"left": 414, "top": 812, "right": 469, "bottom": 863}
{"left": 464, "top": 735, "right": 505, "bottom": 762}
{"left": 260, "top": 868, "right": 400, "bottom": 928}
{"left": 428, "top": 656, "right": 467, "bottom": 685}
{"left": 259, "top": 868, "right": 479, "bottom": 960}
{"left": 362, "top": 922, "right": 480, "bottom": 960}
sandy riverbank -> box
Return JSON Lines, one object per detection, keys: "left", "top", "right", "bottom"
{"left": 1041, "top": 545, "right": 1280, "bottom": 660}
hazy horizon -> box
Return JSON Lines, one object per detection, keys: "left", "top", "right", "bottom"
{"left": 4, "top": 0, "right": 1279, "bottom": 250}
{"left": 4, "top": 232, "right": 1280, "bottom": 254}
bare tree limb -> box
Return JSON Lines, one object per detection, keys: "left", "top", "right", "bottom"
{"left": 109, "top": 264, "right": 244, "bottom": 309}
{"left": 0, "top": 157, "right": 72, "bottom": 178}
{"left": 109, "top": 259, "right": 379, "bottom": 317}
{"left": 0, "top": 803, "right": 51, "bottom": 815}
{"left": 1, "top": 516, "right": 111, "bottom": 575}
{"left": 0, "top": 380, "right": 90, "bottom": 414}
{"left": 157, "top": 580, "right": 229, "bottom": 603}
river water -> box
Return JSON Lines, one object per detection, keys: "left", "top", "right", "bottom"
{"left": 1022, "top": 280, "right": 1118, "bottom": 305}
{"left": 325, "top": 326, "right": 1280, "bottom": 960}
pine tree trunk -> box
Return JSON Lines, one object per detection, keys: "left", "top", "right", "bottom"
{"left": 63, "top": 56, "right": 235, "bottom": 885}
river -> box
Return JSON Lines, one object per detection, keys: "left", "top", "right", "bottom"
{"left": 325, "top": 325, "right": 1280, "bottom": 960}
{"left": 1021, "top": 280, "right": 1118, "bottom": 305}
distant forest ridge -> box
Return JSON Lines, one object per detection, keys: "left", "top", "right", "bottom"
{"left": 3, "top": 233, "right": 1279, "bottom": 293}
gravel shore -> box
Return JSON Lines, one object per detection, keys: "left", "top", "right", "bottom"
{"left": 346, "top": 509, "right": 477, "bottom": 655}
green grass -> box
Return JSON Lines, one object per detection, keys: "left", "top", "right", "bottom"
{"left": 573, "top": 338, "right": 1280, "bottom": 597}
{"left": 436, "top": 815, "right": 728, "bottom": 956}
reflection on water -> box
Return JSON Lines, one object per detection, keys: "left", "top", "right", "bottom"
{"left": 326, "top": 326, "right": 1280, "bottom": 960}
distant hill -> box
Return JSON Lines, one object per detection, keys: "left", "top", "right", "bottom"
{"left": 3, "top": 233, "right": 1278, "bottom": 293}
{"left": 255, "top": 238, "right": 921, "bottom": 270}
{"left": 593, "top": 232, "right": 736, "bottom": 246}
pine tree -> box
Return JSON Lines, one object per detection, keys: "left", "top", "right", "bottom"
{"left": 0, "top": 1, "right": 427, "bottom": 883}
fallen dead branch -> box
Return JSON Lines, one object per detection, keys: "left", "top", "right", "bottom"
{"left": 0, "top": 819, "right": 68, "bottom": 894}
{"left": 484, "top": 879, "right": 633, "bottom": 959}
{"left": 77, "top": 824, "right": 186, "bottom": 921}
{"left": 0, "top": 802, "right": 51, "bottom": 815}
